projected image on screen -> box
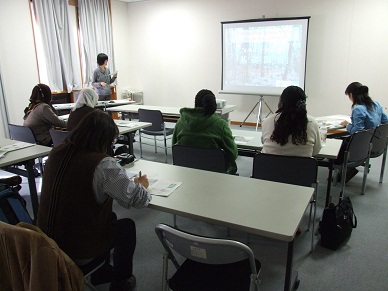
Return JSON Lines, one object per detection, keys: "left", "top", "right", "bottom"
{"left": 221, "top": 17, "right": 310, "bottom": 96}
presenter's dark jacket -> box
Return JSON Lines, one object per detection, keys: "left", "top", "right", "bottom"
{"left": 37, "top": 143, "right": 116, "bottom": 260}
{"left": 172, "top": 107, "right": 238, "bottom": 174}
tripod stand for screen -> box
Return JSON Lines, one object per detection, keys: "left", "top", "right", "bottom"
{"left": 240, "top": 95, "right": 274, "bottom": 131}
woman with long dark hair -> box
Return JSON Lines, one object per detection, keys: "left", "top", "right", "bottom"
{"left": 37, "top": 110, "right": 150, "bottom": 290}
{"left": 261, "top": 86, "right": 322, "bottom": 156}
{"left": 336, "top": 82, "right": 387, "bottom": 182}
{"left": 340, "top": 82, "right": 387, "bottom": 133}
{"left": 23, "top": 84, "right": 66, "bottom": 146}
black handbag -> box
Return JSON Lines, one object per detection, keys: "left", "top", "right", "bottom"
{"left": 318, "top": 196, "right": 357, "bottom": 250}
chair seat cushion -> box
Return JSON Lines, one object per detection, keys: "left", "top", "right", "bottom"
{"left": 169, "top": 258, "right": 261, "bottom": 291}
{"left": 140, "top": 128, "right": 174, "bottom": 136}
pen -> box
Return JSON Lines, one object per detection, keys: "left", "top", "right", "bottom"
{"left": 139, "top": 171, "right": 142, "bottom": 177}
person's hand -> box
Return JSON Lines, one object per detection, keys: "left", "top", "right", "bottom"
{"left": 340, "top": 120, "right": 349, "bottom": 126}
{"left": 134, "top": 174, "right": 149, "bottom": 189}
{"left": 113, "top": 73, "right": 118, "bottom": 78}
{"left": 101, "top": 82, "right": 107, "bottom": 87}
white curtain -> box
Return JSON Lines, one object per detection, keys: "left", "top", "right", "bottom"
{"left": 78, "top": 0, "right": 115, "bottom": 86}
{"left": 33, "top": 0, "right": 82, "bottom": 92}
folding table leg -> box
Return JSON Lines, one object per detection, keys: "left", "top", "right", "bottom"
{"left": 25, "top": 159, "right": 39, "bottom": 221}
{"left": 285, "top": 239, "right": 299, "bottom": 291}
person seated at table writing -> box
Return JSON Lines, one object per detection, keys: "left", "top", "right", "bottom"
{"left": 172, "top": 89, "right": 238, "bottom": 174}
{"left": 37, "top": 110, "right": 150, "bottom": 291}
{"left": 92, "top": 53, "right": 117, "bottom": 101}
{"left": 67, "top": 88, "right": 98, "bottom": 131}
{"left": 23, "top": 84, "right": 66, "bottom": 146}
{"left": 340, "top": 82, "right": 388, "bottom": 133}
{"left": 337, "top": 82, "right": 388, "bottom": 182}
{"left": 261, "top": 85, "right": 322, "bottom": 157}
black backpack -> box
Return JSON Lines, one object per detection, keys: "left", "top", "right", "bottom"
{"left": 0, "top": 176, "right": 33, "bottom": 225}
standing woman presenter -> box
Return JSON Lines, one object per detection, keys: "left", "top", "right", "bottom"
{"left": 92, "top": 53, "right": 117, "bottom": 101}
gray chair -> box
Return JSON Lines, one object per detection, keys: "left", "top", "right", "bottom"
{"left": 369, "top": 124, "right": 388, "bottom": 183}
{"left": 76, "top": 251, "right": 110, "bottom": 291}
{"left": 49, "top": 129, "right": 69, "bottom": 147}
{"left": 252, "top": 152, "right": 318, "bottom": 253}
{"left": 7, "top": 124, "right": 44, "bottom": 175}
{"left": 155, "top": 223, "right": 261, "bottom": 291}
{"left": 334, "top": 129, "right": 373, "bottom": 197}
{"left": 172, "top": 145, "right": 228, "bottom": 228}
{"left": 172, "top": 144, "right": 227, "bottom": 173}
{"left": 138, "top": 109, "right": 174, "bottom": 163}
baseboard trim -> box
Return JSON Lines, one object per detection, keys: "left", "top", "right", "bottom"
{"left": 230, "top": 121, "right": 261, "bottom": 127}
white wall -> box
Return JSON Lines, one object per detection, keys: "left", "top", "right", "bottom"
{"left": 111, "top": 0, "right": 133, "bottom": 98}
{"left": 0, "top": 0, "right": 387, "bottom": 139}
{"left": 0, "top": 0, "right": 39, "bottom": 135}
{"left": 121, "top": 0, "right": 388, "bottom": 122}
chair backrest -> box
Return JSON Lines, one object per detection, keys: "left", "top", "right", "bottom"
{"left": 345, "top": 129, "right": 373, "bottom": 166}
{"left": 172, "top": 144, "right": 228, "bottom": 173}
{"left": 138, "top": 108, "right": 164, "bottom": 131}
{"left": 50, "top": 129, "right": 69, "bottom": 147}
{"left": 155, "top": 223, "right": 257, "bottom": 272}
{"left": 8, "top": 124, "right": 37, "bottom": 144}
{"left": 252, "top": 152, "right": 318, "bottom": 187}
{"left": 370, "top": 124, "right": 388, "bottom": 158}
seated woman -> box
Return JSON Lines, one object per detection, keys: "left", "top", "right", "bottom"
{"left": 172, "top": 89, "right": 238, "bottom": 174}
{"left": 37, "top": 110, "right": 150, "bottom": 291}
{"left": 67, "top": 88, "right": 98, "bottom": 131}
{"left": 261, "top": 86, "right": 322, "bottom": 157}
{"left": 337, "top": 82, "right": 388, "bottom": 182}
{"left": 340, "top": 82, "right": 388, "bottom": 133}
{"left": 23, "top": 84, "right": 66, "bottom": 146}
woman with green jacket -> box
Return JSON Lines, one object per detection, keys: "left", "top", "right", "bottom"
{"left": 172, "top": 89, "right": 238, "bottom": 174}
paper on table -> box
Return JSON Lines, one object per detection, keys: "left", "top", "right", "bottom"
{"left": 0, "top": 142, "right": 34, "bottom": 152}
{"left": 126, "top": 171, "right": 138, "bottom": 179}
{"left": 0, "top": 142, "right": 35, "bottom": 159}
{"left": 115, "top": 121, "right": 136, "bottom": 128}
{"left": 147, "top": 179, "right": 182, "bottom": 197}
{"left": 233, "top": 135, "right": 254, "bottom": 145}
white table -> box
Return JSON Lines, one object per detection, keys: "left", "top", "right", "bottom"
{"left": 126, "top": 159, "right": 313, "bottom": 291}
{"left": 106, "top": 104, "right": 237, "bottom": 120}
{"left": 232, "top": 129, "right": 342, "bottom": 159}
{"left": 53, "top": 99, "right": 136, "bottom": 111}
{"left": 315, "top": 114, "right": 350, "bottom": 130}
{"left": 115, "top": 120, "right": 152, "bottom": 155}
{"left": 0, "top": 138, "right": 52, "bottom": 219}
{"left": 231, "top": 129, "right": 343, "bottom": 206}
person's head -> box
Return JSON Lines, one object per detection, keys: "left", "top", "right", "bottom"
{"left": 345, "top": 82, "right": 374, "bottom": 110}
{"left": 97, "top": 53, "right": 109, "bottom": 66}
{"left": 277, "top": 85, "right": 307, "bottom": 112}
{"left": 271, "top": 86, "right": 308, "bottom": 146}
{"left": 194, "top": 89, "right": 217, "bottom": 116}
{"left": 29, "top": 84, "right": 52, "bottom": 104}
{"left": 73, "top": 88, "right": 99, "bottom": 111}
{"left": 65, "top": 110, "right": 119, "bottom": 154}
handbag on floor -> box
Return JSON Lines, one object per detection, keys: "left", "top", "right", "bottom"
{"left": 318, "top": 196, "right": 357, "bottom": 250}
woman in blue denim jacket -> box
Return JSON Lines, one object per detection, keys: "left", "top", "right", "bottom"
{"left": 340, "top": 82, "right": 388, "bottom": 133}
